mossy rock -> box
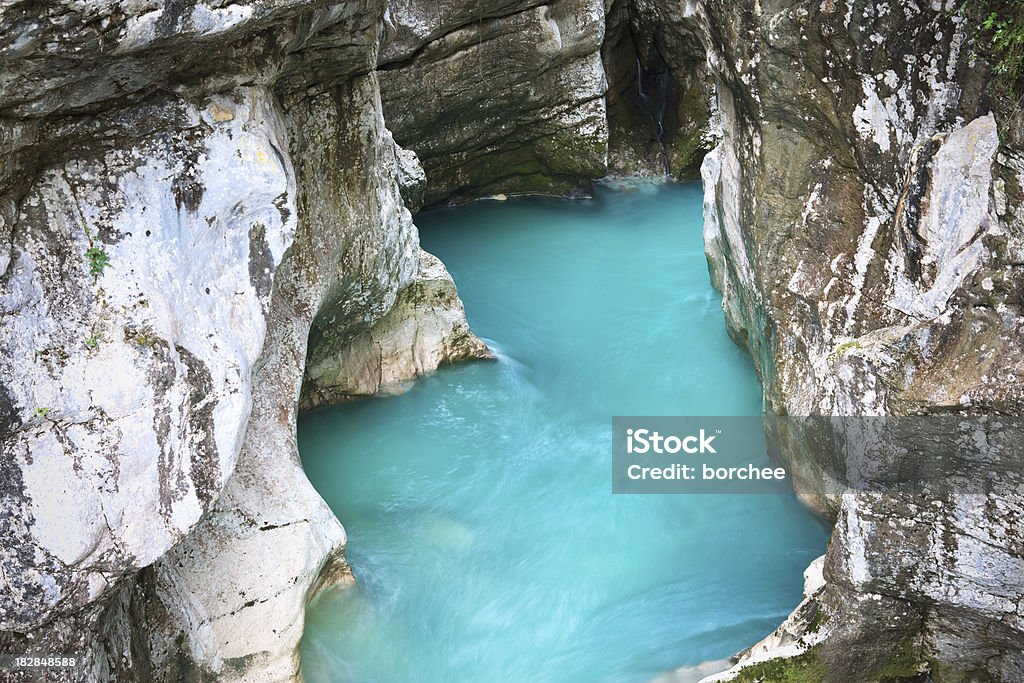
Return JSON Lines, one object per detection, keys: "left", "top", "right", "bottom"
{"left": 730, "top": 649, "right": 826, "bottom": 683}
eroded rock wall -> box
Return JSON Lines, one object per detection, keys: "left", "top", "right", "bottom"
{"left": 695, "top": 0, "right": 1024, "bottom": 679}
{"left": 10, "top": 0, "right": 1020, "bottom": 681}
{"left": 0, "top": 1, "right": 711, "bottom": 678}
{"left": 0, "top": 1, "right": 324, "bottom": 672}
{"left": 0, "top": 0, "right": 486, "bottom": 679}
{"left": 374, "top": 0, "right": 715, "bottom": 202}
{"left": 603, "top": 0, "right": 712, "bottom": 178}
{"left": 376, "top": 0, "right": 611, "bottom": 205}
{"left": 107, "top": 66, "right": 424, "bottom": 681}
{"left": 301, "top": 248, "right": 491, "bottom": 409}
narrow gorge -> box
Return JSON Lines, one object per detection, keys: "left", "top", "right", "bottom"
{"left": 0, "top": 1, "right": 1021, "bottom": 682}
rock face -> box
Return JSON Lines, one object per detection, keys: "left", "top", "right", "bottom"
{"left": 1, "top": 85, "right": 293, "bottom": 645}
{"left": 374, "top": 0, "right": 715, "bottom": 204}
{"left": 376, "top": 0, "right": 611, "bottom": 205}
{"left": 3, "top": 1, "right": 1022, "bottom": 682}
{"left": 108, "top": 67, "right": 422, "bottom": 681}
{"left": 695, "top": 0, "right": 1024, "bottom": 680}
{"left": 0, "top": 0, "right": 486, "bottom": 679}
{"left": 603, "top": 0, "right": 712, "bottom": 178}
{"left": 301, "top": 248, "right": 491, "bottom": 409}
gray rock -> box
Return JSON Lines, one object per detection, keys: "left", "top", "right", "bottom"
{"left": 396, "top": 145, "right": 428, "bottom": 213}
{"left": 107, "top": 67, "right": 423, "bottom": 681}
{"left": 1, "top": 84, "right": 298, "bottom": 660}
{"left": 695, "top": 0, "right": 1024, "bottom": 678}
{"left": 603, "top": 0, "right": 712, "bottom": 178}
{"left": 0, "top": 1, "right": 486, "bottom": 679}
{"left": 2, "top": 1, "right": 1021, "bottom": 681}
{"left": 301, "top": 248, "right": 492, "bottom": 409}
{"left": 377, "top": 0, "right": 611, "bottom": 204}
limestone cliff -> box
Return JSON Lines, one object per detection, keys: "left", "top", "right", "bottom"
{"left": 0, "top": 1, "right": 483, "bottom": 679}
{"left": 696, "top": 1, "right": 1024, "bottom": 680}
{"left": 372, "top": 0, "right": 717, "bottom": 203}
{"left": 603, "top": 0, "right": 713, "bottom": 178}
{"left": 375, "top": 0, "right": 610, "bottom": 205}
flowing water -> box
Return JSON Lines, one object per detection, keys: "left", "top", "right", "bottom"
{"left": 298, "top": 181, "right": 829, "bottom": 683}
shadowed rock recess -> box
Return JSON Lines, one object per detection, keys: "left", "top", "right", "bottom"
{"left": 0, "top": 1, "right": 1020, "bottom": 682}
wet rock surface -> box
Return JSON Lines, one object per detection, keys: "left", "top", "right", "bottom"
{"left": 603, "top": 0, "right": 713, "bottom": 178}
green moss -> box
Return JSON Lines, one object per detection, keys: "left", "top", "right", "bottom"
{"left": 730, "top": 649, "right": 826, "bottom": 683}
{"left": 669, "top": 129, "right": 707, "bottom": 179}
{"left": 805, "top": 602, "right": 827, "bottom": 634}
{"left": 828, "top": 339, "right": 863, "bottom": 361}
{"left": 126, "top": 325, "right": 162, "bottom": 349}
{"left": 536, "top": 129, "right": 606, "bottom": 175}
{"left": 872, "top": 640, "right": 926, "bottom": 682}
{"left": 669, "top": 88, "right": 713, "bottom": 179}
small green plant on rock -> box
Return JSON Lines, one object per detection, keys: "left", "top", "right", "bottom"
{"left": 964, "top": 1, "right": 1024, "bottom": 134}
{"left": 33, "top": 406, "right": 50, "bottom": 418}
{"left": 828, "top": 339, "right": 863, "bottom": 361}
{"left": 84, "top": 336, "right": 99, "bottom": 350}
{"left": 125, "top": 324, "right": 162, "bottom": 349}
{"left": 975, "top": 1, "right": 1024, "bottom": 84}
{"left": 85, "top": 246, "right": 110, "bottom": 277}
{"left": 730, "top": 649, "right": 826, "bottom": 683}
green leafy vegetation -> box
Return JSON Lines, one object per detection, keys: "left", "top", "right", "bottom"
{"left": 33, "top": 406, "right": 50, "bottom": 418}
{"left": 85, "top": 246, "right": 110, "bottom": 277}
{"left": 965, "top": 1, "right": 1024, "bottom": 93}
{"left": 84, "top": 336, "right": 99, "bottom": 350}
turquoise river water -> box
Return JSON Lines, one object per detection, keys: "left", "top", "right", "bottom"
{"left": 298, "top": 181, "right": 829, "bottom": 683}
